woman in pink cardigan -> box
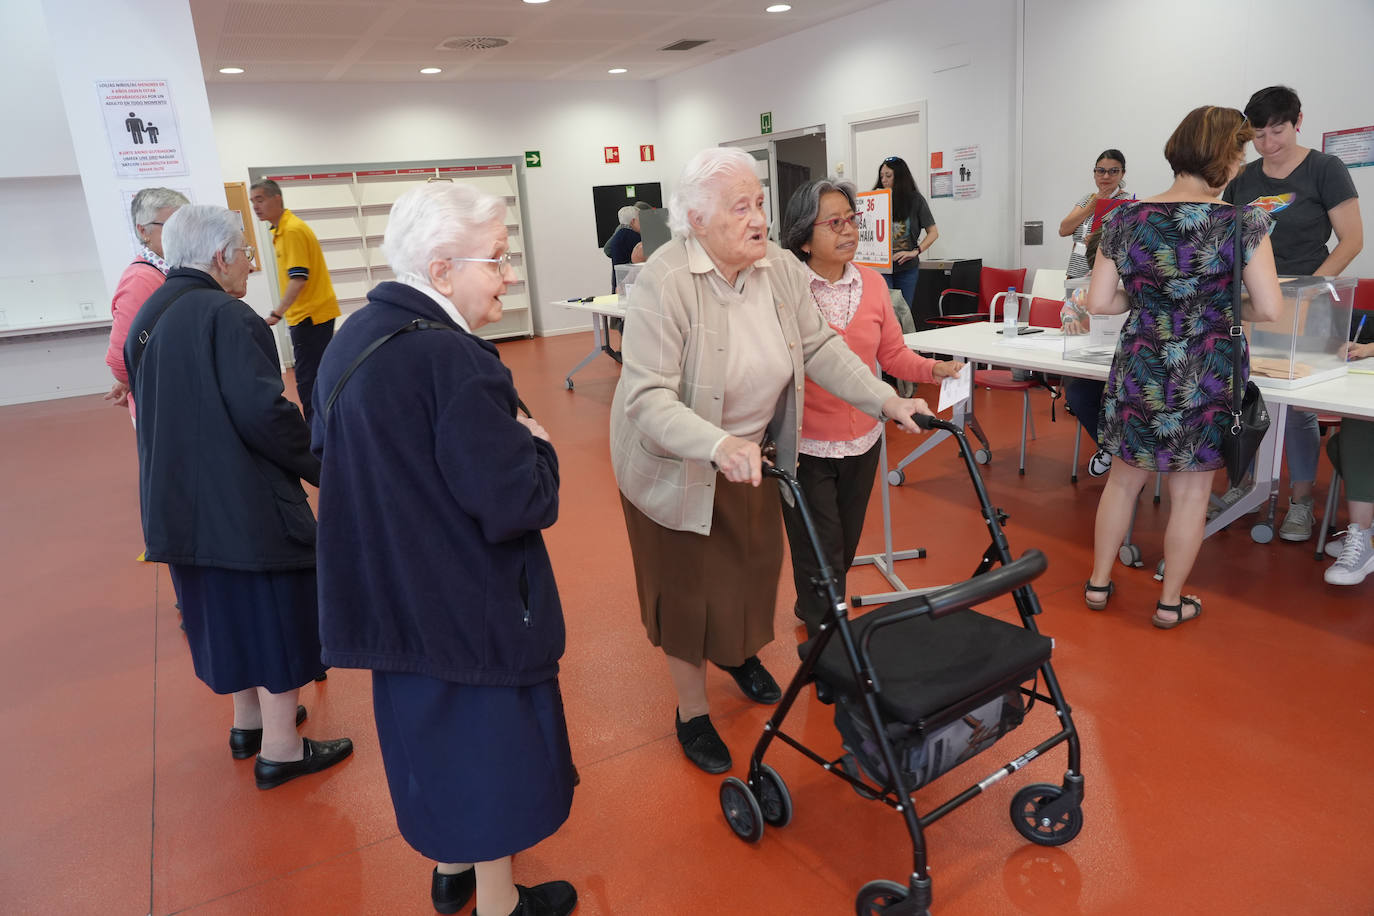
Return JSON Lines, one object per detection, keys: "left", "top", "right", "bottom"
{"left": 779, "top": 179, "right": 963, "bottom": 635}
{"left": 104, "top": 187, "right": 188, "bottom": 418}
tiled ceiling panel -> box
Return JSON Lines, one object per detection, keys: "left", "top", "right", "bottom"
{"left": 192, "top": 0, "right": 890, "bottom": 83}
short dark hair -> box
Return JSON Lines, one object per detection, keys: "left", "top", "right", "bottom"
{"left": 780, "top": 178, "right": 857, "bottom": 262}
{"left": 1244, "top": 86, "right": 1301, "bottom": 129}
{"left": 1163, "top": 106, "right": 1255, "bottom": 189}
{"left": 1096, "top": 149, "right": 1126, "bottom": 170}
{"left": 250, "top": 178, "right": 282, "bottom": 198}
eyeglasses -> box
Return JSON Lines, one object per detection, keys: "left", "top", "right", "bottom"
{"left": 146, "top": 221, "right": 165, "bottom": 227}
{"left": 449, "top": 252, "right": 515, "bottom": 273}
{"left": 813, "top": 213, "right": 860, "bottom": 234}
{"left": 1093, "top": 167, "right": 1123, "bottom": 177}
{"left": 226, "top": 245, "right": 254, "bottom": 262}
{"left": 883, "top": 157, "right": 901, "bottom": 164}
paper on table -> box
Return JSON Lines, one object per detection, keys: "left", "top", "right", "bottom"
{"left": 939, "top": 362, "right": 972, "bottom": 412}
{"left": 999, "top": 334, "right": 1067, "bottom": 350}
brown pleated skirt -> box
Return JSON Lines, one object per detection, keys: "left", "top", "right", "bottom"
{"left": 619, "top": 479, "right": 783, "bottom": 667}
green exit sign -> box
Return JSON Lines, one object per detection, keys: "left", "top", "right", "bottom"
{"left": 760, "top": 112, "right": 772, "bottom": 134}
{"left": 524, "top": 150, "right": 542, "bottom": 168}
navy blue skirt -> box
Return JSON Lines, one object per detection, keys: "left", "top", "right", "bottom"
{"left": 169, "top": 564, "right": 326, "bottom": 695}
{"left": 372, "top": 670, "right": 575, "bottom": 863}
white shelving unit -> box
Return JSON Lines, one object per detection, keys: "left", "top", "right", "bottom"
{"left": 258, "top": 160, "right": 533, "bottom": 341}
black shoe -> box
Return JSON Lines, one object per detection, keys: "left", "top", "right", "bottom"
{"left": 675, "top": 710, "right": 731, "bottom": 774}
{"left": 229, "top": 705, "right": 307, "bottom": 759}
{"left": 314, "top": 668, "right": 329, "bottom": 682}
{"left": 254, "top": 736, "right": 353, "bottom": 789}
{"left": 431, "top": 866, "right": 476, "bottom": 915}
{"left": 717, "top": 656, "right": 782, "bottom": 704}
{"left": 477, "top": 880, "right": 578, "bottom": 916}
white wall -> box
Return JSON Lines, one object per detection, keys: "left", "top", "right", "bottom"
{"left": 1022, "top": 0, "right": 1374, "bottom": 281}
{"left": 656, "top": 0, "right": 1021, "bottom": 267}
{"left": 0, "top": 0, "right": 76, "bottom": 178}
{"left": 207, "top": 81, "right": 668, "bottom": 334}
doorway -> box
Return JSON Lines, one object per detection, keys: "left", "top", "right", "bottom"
{"left": 723, "top": 125, "right": 828, "bottom": 240}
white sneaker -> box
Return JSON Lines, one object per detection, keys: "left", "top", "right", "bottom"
{"left": 1325, "top": 532, "right": 1345, "bottom": 559}
{"left": 1207, "top": 485, "right": 1260, "bottom": 522}
{"left": 1324, "top": 524, "right": 1374, "bottom": 585}
{"left": 1278, "top": 496, "right": 1315, "bottom": 542}
{"left": 1088, "top": 449, "right": 1112, "bottom": 478}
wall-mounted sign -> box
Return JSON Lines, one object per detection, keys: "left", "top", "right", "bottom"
{"left": 761, "top": 112, "right": 773, "bottom": 135}
{"left": 930, "top": 151, "right": 944, "bottom": 169}
{"left": 931, "top": 171, "right": 953, "bottom": 199}
{"left": 640, "top": 144, "right": 655, "bottom": 162}
{"left": 604, "top": 146, "right": 620, "bottom": 164}
{"left": 1322, "top": 126, "right": 1374, "bottom": 169}
{"left": 525, "top": 150, "right": 542, "bottom": 168}
{"left": 96, "top": 79, "right": 188, "bottom": 178}
{"left": 853, "top": 189, "right": 891, "bottom": 270}
{"left": 952, "top": 145, "right": 981, "bottom": 199}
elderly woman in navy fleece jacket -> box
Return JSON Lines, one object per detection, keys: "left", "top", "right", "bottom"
{"left": 311, "top": 183, "right": 577, "bottom": 916}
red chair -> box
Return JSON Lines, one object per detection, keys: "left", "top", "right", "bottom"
{"left": 965, "top": 296, "right": 1062, "bottom": 474}
{"left": 932, "top": 266, "right": 1028, "bottom": 325}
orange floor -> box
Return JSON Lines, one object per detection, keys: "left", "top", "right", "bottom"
{"left": 2, "top": 331, "right": 1371, "bottom": 916}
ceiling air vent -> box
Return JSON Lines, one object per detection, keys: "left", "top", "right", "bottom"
{"left": 660, "top": 39, "right": 711, "bottom": 51}
{"left": 436, "top": 36, "right": 510, "bottom": 51}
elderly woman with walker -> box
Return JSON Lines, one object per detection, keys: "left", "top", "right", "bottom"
{"left": 610, "top": 147, "right": 932, "bottom": 775}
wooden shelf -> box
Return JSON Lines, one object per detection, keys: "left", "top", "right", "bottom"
{"left": 261, "top": 158, "right": 532, "bottom": 341}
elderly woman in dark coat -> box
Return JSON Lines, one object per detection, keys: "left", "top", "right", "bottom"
{"left": 125, "top": 204, "right": 352, "bottom": 790}
{"left": 610, "top": 147, "right": 932, "bottom": 775}
{"left": 312, "top": 183, "right": 576, "bottom": 916}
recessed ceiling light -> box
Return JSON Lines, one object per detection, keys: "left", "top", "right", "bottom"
{"left": 607, "top": 67, "right": 628, "bottom": 74}
{"left": 419, "top": 67, "right": 442, "bottom": 74}
{"left": 218, "top": 67, "right": 245, "bottom": 74}
{"left": 766, "top": 3, "right": 792, "bottom": 11}
{"left": 523, "top": 0, "right": 552, "bottom": 4}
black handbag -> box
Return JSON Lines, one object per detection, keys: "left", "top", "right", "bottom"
{"left": 1221, "top": 204, "right": 1270, "bottom": 488}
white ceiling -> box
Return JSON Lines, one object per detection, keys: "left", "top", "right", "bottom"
{"left": 190, "top": 0, "right": 890, "bottom": 83}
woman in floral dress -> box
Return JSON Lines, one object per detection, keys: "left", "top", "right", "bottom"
{"left": 1081, "top": 106, "right": 1283, "bottom": 629}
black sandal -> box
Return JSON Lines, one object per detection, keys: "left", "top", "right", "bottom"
{"left": 1152, "top": 595, "right": 1202, "bottom": 630}
{"left": 1084, "top": 579, "right": 1114, "bottom": 611}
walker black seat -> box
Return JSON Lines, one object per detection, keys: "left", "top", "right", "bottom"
{"left": 800, "top": 605, "right": 1052, "bottom": 727}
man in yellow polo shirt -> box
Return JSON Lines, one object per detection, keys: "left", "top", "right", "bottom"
{"left": 249, "top": 178, "right": 341, "bottom": 424}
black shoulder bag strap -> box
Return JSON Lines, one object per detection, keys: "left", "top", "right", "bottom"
{"left": 1230, "top": 204, "right": 1245, "bottom": 432}
{"left": 126, "top": 285, "right": 200, "bottom": 384}
{"left": 321, "top": 318, "right": 534, "bottom": 422}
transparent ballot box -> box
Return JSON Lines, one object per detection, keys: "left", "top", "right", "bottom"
{"left": 615, "top": 263, "right": 643, "bottom": 303}
{"left": 1246, "top": 276, "right": 1356, "bottom": 389}
{"left": 1062, "top": 312, "right": 1126, "bottom": 365}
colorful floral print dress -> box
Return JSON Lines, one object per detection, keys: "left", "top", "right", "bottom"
{"left": 1097, "top": 202, "right": 1272, "bottom": 472}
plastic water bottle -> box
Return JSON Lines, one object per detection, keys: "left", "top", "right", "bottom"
{"left": 1003, "top": 287, "right": 1018, "bottom": 335}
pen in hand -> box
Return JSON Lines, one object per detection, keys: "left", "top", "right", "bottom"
{"left": 1352, "top": 314, "right": 1368, "bottom": 359}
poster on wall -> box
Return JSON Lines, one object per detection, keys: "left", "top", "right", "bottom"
{"left": 97, "top": 79, "right": 188, "bottom": 178}
{"left": 930, "top": 171, "right": 954, "bottom": 199}
{"left": 1322, "top": 125, "right": 1374, "bottom": 169}
{"left": 952, "top": 145, "right": 981, "bottom": 199}
{"left": 854, "top": 189, "right": 891, "bottom": 269}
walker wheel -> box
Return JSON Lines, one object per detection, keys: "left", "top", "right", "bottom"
{"left": 887, "top": 469, "right": 905, "bottom": 487}
{"left": 974, "top": 449, "right": 991, "bottom": 465}
{"left": 754, "top": 763, "right": 793, "bottom": 828}
{"left": 564, "top": 378, "right": 574, "bottom": 390}
{"left": 855, "top": 879, "right": 912, "bottom": 915}
{"left": 1250, "top": 523, "right": 1274, "bottom": 544}
{"left": 1118, "top": 543, "right": 1143, "bottom": 568}
{"left": 1010, "top": 783, "right": 1083, "bottom": 846}
{"left": 719, "top": 777, "right": 764, "bottom": 843}
{"left": 1153, "top": 558, "right": 1165, "bottom": 582}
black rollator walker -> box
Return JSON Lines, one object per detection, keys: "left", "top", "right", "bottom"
{"left": 718, "top": 415, "right": 1084, "bottom": 916}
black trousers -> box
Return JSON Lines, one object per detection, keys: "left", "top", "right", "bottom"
{"left": 779, "top": 440, "right": 884, "bottom": 637}
{"left": 288, "top": 317, "right": 335, "bottom": 426}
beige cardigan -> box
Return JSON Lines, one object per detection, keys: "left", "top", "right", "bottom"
{"left": 610, "top": 237, "right": 894, "bottom": 534}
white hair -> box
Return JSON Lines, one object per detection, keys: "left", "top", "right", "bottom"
{"left": 383, "top": 183, "right": 506, "bottom": 281}
{"left": 668, "top": 147, "right": 759, "bottom": 237}
{"left": 163, "top": 205, "right": 243, "bottom": 271}
{"left": 130, "top": 187, "right": 189, "bottom": 229}
{"left": 617, "top": 205, "right": 639, "bottom": 227}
